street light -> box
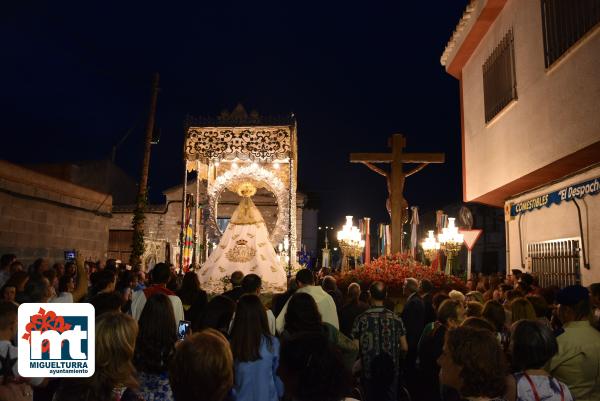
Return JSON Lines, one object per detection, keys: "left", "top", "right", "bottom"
{"left": 337, "top": 216, "right": 365, "bottom": 273}
{"left": 421, "top": 230, "right": 440, "bottom": 262}
{"left": 438, "top": 217, "right": 464, "bottom": 275}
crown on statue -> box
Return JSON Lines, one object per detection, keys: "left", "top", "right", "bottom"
{"left": 235, "top": 239, "right": 248, "bottom": 246}
{"left": 237, "top": 182, "right": 257, "bottom": 197}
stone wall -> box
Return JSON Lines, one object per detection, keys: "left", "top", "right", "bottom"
{"left": 0, "top": 160, "right": 112, "bottom": 266}
{"left": 111, "top": 203, "right": 182, "bottom": 245}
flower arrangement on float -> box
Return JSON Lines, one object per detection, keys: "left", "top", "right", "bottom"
{"left": 335, "top": 253, "right": 466, "bottom": 296}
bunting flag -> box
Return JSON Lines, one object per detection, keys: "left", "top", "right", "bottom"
{"left": 378, "top": 223, "right": 386, "bottom": 257}
{"left": 378, "top": 223, "right": 392, "bottom": 257}
{"left": 363, "top": 218, "right": 371, "bottom": 263}
{"left": 436, "top": 210, "right": 445, "bottom": 233}
{"left": 385, "top": 225, "right": 391, "bottom": 256}
{"left": 182, "top": 195, "right": 194, "bottom": 272}
{"left": 410, "top": 206, "right": 419, "bottom": 258}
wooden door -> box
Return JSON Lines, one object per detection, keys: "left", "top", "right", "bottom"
{"left": 108, "top": 230, "right": 134, "bottom": 262}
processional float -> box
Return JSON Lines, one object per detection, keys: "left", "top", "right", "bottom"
{"left": 179, "top": 106, "right": 298, "bottom": 277}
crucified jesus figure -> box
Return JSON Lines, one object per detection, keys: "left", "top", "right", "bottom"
{"left": 360, "top": 161, "right": 430, "bottom": 223}
{"left": 351, "top": 134, "right": 445, "bottom": 253}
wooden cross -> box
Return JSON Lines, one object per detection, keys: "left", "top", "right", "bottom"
{"left": 350, "top": 134, "right": 445, "bottom": 254}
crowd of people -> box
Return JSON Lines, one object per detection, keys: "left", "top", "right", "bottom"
{"left": 0, "top": 252, "right": 599, "bottom": 401}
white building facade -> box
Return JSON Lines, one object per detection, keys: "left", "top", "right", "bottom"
{"left": 442, "top": 0, "right": 600, "bottom": 285}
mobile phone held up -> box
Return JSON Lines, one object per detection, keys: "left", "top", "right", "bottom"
{"left": 178, "top": 320, "right": 191, "bottom": 340}
{"left": 64, "top": 250, "right": 77, "bottom": 262}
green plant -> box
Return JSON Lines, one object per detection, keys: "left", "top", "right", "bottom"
{"left": 130, "top": 191, "right": 147, "bottom": 268}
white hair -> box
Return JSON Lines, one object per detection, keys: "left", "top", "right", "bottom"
{"left": 449, "top": 290, "right": 466, "bottom": 303}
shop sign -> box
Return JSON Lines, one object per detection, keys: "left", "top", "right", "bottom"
{"left": 508, "top": 176, "right": 600, "bottom": 217}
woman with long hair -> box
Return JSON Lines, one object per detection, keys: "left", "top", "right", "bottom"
{"left": 194, "top": 295, "right": 235, "bottom": 337}
{"left": 277, "top": 332, "right": 355, "bottom": 401}
{"left": 283, "top": 292, "right": 357, "bottom": 371}
{"left": 483, "top": 300, "right": 510, "bottom": 349}
{"left": 134, "top": 293, "right": 177, "bottom": 401}
{"left": 510, "top": 297, "right": 536, "bottom": 322}
{"left": 229, "top": 294, "right": 283, "bottom": 401}
{"left": 283, "top": 292, "right": 322, "bottom": 335}
{"left": 176, "top": 272, "right": 207, "bottom": 326}
{"left": 54, "top": 312, "right": 141, "bottom": 401}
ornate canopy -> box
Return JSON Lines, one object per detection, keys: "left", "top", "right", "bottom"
{"left": 184, "top": 104, "right": 295, "bottom": 164}
{"left": 179, "top": 104, "right": 298, "bottom": 274}
{"left": 185, "top": 127, "right": 292, "bottom": 163}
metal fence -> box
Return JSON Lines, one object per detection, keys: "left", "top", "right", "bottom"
{"left": 528, "top": 238, "right": 581, "bottom": 287}
{"left": 541, "top": 0, "right": 600, "bottom": 68}
{"left": 482, "top": 29, "right": 517, "bottom": 123}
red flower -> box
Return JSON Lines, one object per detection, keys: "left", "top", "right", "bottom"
{"left": 335, "top": 253, "right": 466, "bottom": 295}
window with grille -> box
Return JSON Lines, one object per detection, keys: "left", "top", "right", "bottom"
{"left": 541, "top": 0, "right": 600, "bottom": 68}
{"left": 482, "top": 29, "right": 517, "bottom": 123}
{"left": 527, "top": 238, "right": 581, "bottom": 287}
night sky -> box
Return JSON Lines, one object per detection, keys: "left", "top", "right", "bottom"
{"left": 1, "top": 1, "right": 467, "bottom": 229}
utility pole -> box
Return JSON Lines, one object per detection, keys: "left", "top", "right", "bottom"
{"left": 130, "top": 73, "right": 160, "bottom": 268}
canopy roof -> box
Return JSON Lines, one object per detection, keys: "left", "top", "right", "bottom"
{"left": 184, "top": 104, "right": 296, "bottom": 163}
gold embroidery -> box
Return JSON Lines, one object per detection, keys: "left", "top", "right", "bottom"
{"left": 247, "top": 233, "right": 255, "bottom": 238}
{"left": 258, "top": 242, "right": 266, "bottom": 247}
{"left": 218, "top": 266, "right": 226, "bottom": 273}
{"left": 260, "top": 255, "right": 266, "bottom": 261}
{"left": 225, "top": 239, "right": 256, "bottom": 263}
{"left": 232, "top": 234, "right": 240, "bottom": 240}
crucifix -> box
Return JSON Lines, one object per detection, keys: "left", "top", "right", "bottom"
{"left": 350, "top": 134, "right": 445, "bottom": 254}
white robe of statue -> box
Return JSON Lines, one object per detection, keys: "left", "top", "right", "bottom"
{"left": 198, "top": 184, "right": 287, "bottom": 293}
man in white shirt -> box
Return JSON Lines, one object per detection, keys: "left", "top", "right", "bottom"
{"left": 131, "top": 263, "right": 184, "bottom": 328}
{"left": 276, "top": 269, "right": 339, "bottom": 334}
